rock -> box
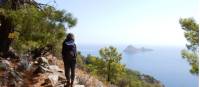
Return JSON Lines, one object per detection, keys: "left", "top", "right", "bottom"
{"left": 75, "top": 70, "right": 104, "bottom": 87}
{"left": 0, "top": 53, "right": 105, "bottom": 87}
{"left": 46, "top": 54, "right": 57, "bottom": 65}
{"left": 74, "top": 85, "right": 85, "bottom": 87}
{"left": 38, "top": 57, "right": 49, "bottom": 66}
{"left": 33, "top": 57, "right": 49, "bottom": 73}
{"left": 140, "top": 74, "right": 164, "bottom": 87}
{"left": 40, "top": 65, "right": 66, "bottom": 87}
{"left": 41, "top": 78, "right": 52, "bottom": 87}
{"left": 49, "top": 65, "right": 64, "bottom": 73}
{"left": 124, "top": 45, "right": 153, "bottom": 54}
{"left": 17, "top": 56, "right": 30, "bottom": 71}
{"left": 124, "top": 45, "right": 139, "bottom": 54}
{"left": 48, "top": 73, "right": 59, "bottom": 86}
{"left": 0, "top": 60, "right": 10, "bottom": 70}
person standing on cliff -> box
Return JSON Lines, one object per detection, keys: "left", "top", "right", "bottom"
{"left": 62, "top": 33, "right": 77, "bottom": 87}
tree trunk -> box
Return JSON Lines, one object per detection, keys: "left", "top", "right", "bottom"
{"left": 107, "top": 61, "right": 111, "bottom": 82}
{"left": 0, "top": 14, "right": 14, "bottom": 57}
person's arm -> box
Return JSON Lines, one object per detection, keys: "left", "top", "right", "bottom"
{"left": 74, "top": 44, "right": 77, "bottom": 58}
{"left": 62, "top": 41, "right": 65, "bottom": 57}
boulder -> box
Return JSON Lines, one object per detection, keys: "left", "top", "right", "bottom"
{"left": 48, "top": 73, "right": 59, "bottom": 86}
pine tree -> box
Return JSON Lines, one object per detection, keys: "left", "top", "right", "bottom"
{"left": 179, "top": 18, "right": 199, "bottom": 75}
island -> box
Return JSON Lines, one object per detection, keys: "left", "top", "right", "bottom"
{"left": 123, "top": 45, "right": 153, "bottom": 54}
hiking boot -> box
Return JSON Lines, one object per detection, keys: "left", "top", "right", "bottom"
{"left": 70, "top": 80, "right": 74, "bottom": 87}
{"left": 64, "top": 81, "right": 70, "bottom": 87}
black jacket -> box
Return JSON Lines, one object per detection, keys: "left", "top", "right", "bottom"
{"left": 62, "top": 39, "right": 77, "bottom": 60}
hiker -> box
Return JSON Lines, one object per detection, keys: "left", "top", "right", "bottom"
{"left": 62, "top": 33, "right": 77, "bottom": 87}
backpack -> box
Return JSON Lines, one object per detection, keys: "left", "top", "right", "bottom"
{"left": 62, "top": 40, "right": 77, "bottom": 59}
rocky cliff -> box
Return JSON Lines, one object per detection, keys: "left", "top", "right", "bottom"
{"left": 0, "top": 51, "right": 163, "bottom": 87}
{"left": 0, "top": 53, "right": 105, "bottom": 87}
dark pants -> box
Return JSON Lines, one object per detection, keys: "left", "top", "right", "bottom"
{"left": 63, "top": 59, "right": 76, "bottom": 81}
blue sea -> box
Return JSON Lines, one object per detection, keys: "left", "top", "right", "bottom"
{"left": 77, "top": 44, "right": 198, "bottom": 87}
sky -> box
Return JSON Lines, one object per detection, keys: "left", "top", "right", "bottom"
{"left": 41, "top": 0, "right": 199, "bottom": 46}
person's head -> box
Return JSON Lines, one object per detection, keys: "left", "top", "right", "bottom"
{"left": 66, "top": 33, "right": 75, "bottom": 41}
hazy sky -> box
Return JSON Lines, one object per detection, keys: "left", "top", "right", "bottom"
{"left": 44, "top": 0, "right": 199, "bottom": 46}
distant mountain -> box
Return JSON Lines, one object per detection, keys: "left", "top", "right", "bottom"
{"left": 124, "top": 45, "right": 153, "bottom": 54}
{"left": 123, "top": 45, "right": 140, "bottom": 54}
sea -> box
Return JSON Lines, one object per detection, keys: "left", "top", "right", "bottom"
{"left": 77, "top": 44, "right": 198, "bottom": 87}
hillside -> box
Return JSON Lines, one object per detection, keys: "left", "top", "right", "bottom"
{"left": 0, "top": 52, "right": 105, "bottom": 87}
{"left": 0, "top": 50, "right": 164, "bottom": 87}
